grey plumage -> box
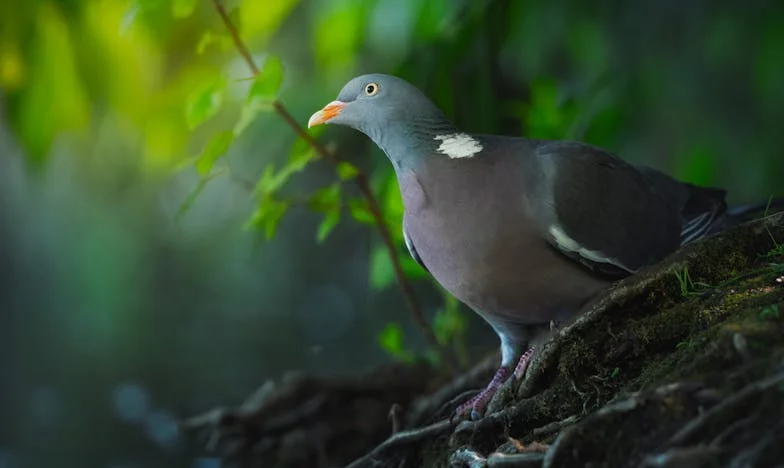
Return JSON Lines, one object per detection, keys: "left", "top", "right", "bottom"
{"left": 308, "top": 73, "right": 741, "bottom": 418}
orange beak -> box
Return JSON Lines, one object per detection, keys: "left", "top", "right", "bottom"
{"left": 308, "top": 100, "right": 346, "bottom": 128}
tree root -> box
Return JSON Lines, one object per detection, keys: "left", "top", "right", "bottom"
{"left": 345, "top": 419, "right": 456, "bottom": 468}
{"left": 180, "top": 362, "right": 436, "bottom": 467}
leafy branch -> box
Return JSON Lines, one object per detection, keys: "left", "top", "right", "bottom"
{"left": 206, "top": 0, "right": 441, "bottom": 353}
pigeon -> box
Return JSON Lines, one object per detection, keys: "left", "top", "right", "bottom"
{"left": 308, "top": 73, "right": 772, "bottom": 419}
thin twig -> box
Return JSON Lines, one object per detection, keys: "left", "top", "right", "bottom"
{"left": 345, "top": 418, "right": 456, "bottom": 468}
{"left": 209, "top": 0, "right": 441, "bottom": 352}
{"left": 211, "top": 0, "right": 259, "bottom": 75}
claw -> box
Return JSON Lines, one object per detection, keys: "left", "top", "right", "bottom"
{"left": 456, "top": 367, "right": 512, "bottom": 419}
{"left": 456, "top": 346, "right": 537, "bottom": 419}
{"left": 513, "top": 346, "right": 536, "bottom": 379}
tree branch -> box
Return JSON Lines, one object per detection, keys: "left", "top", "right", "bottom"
{"left": 209, "top": 0, "right": 441, "bottom": 354}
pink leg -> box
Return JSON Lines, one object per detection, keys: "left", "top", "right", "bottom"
{"left": 456, "top": 346, "right": 537, "bottom": 420}
{"left": 513, "top": 346, "right": 536, "bottom": 379}
{"left": 456, "top": 366, "right": 512, "bottom": 420}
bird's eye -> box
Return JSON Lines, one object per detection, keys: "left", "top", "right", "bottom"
{"left": 364, "top": 83, "right": 379, "bottom": 96}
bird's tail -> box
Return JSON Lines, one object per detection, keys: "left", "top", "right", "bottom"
{"left": 707, "top": 196, "right": 784, "bottom": 235}
{"left": 679, "top": 182, "right": 784, "bottom": 244}
{"left": 679, "top": 184, "right": 727, "bottom": 245}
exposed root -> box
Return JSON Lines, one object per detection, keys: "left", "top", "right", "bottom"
{"left": 345, "top": 419, "right": 456, "bottom": 468}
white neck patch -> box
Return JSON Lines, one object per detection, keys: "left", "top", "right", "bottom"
{"left": 434, "top": 133, "right": 482, "bottom": 159}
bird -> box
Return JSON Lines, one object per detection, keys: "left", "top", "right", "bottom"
{"left": 307, "top": 73, "right": 776, "bottom": 419}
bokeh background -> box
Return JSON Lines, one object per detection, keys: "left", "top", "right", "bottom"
{"left": 1, "top": 0, "right": 782, "bottom": 466}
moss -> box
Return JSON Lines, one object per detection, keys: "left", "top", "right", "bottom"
{"left": 629, "top": 268, "right": 784, "bottom": 390}
{"left": 557, "top": 336, "right": 598, "bottom": 379}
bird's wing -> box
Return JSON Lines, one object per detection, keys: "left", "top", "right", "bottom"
{"left": 631, "top": 164, "right": 727, "bottom": 244}
{"left": 403, "top": 220, "right": 428, "bottom": 272}
{"left": 530, "top": 141, "right": 683, "bottom": 276}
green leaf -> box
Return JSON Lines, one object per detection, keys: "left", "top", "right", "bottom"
{"left": 15, "top": 4, "right": 91, "bottom": 165}
{"left": 246, "top": 197, "right": 290, "bottom": 239}
{"left": 288, "top": 138, "right": 316, "bottom": 172}
{"left": 378, "top": 323, "right": 413, "bottom": 362}
{"left": 254, "top": 141, "right": 315, "bottom": 198}
{"left": 432, "top": 306, "right": 467, "bottom": 345}
{"left": 251, "top": 55, "right": 285, "bottom": 101}
{"left": 316, "top": 207, "right": 341, "bottom": 243}
{"left": 309, "top": 183, "right": 341, "bottom": 213}
{"left": 336, "top": 161, "right": 360, "bottom": 180}
{"left": 255, "top": 165, "right": 284, "bottom": 197}
{"left": 370, "top": 246, "right": 395, "bottom": 290}
{"left": 172, "top": 0, "right": 197, "bottom": 18}
{"left": 314, "top": 2, "right": 367, "bottom": 72}
{"left": 196, "top": 31, "right": 232, "bottom": 54}
{"left": 234, "top": 55, "right": 284, "bottom": 135}
{"left": 523, "top": 80, "right": 576, "bottom": 139}
{"left": 186, "top": 77, "right": 226, "bottom": 130}
{"left": 195, "top": 131, "right": 234, "bottom": 176}
{"left": 197, "top": 32, "right": 215, "bottom": 54}
{"left": 176, "top": 171, "right": 223, "bottom": 222}
{"left": 240, "top": 0, "right": 301, "bottom": 41}
{"left": 347, "top": 198, "right": 375, "bottom": 225}
{"left": 309, "top": 183, "right": 343, "bottom": 243}
{"left": 379, "top": 322, "right": 403, "bottom": 354}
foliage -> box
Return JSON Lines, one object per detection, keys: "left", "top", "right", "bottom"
{"left": 767, "top": 244, "right": 784, "bottom": 260}
{"left": 195, "top": 131, "right": 234, "bottom": 175}
{"left": 672, "top": 266, "right": 711, "bottom": 297}
{"left": 378, "top": 322, "right": 415, "bottom": 362}
{"left": 234, "top": 56, "right": 284, "bottom": 135}
{"left": 432, "top": 294, "right": 469, "bottom": 366}
{"left": 185, "top": 76, "right": 226, "bottom": 130}
{"left": 2, "top": 0, "right": 784, "bottom": 394}
{"left": 2, "top": 2, "right": 784, "bottom": 465}
{"left": 759, "top": 304, "right": 780, "bottom": 320}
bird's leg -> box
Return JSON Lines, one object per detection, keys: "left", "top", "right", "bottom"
{"left": 513, "top": 346, "right": 536, "bottom": 379}
{"left": 455, "top": 346, "right": 537, "bottom": 419}
{"left": 455, "top": 365, "right": 512, "bottom": 420}
{"left": 456, "top": 334, "right": 536, "bottom": 420}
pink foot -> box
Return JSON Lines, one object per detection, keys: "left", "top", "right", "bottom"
{"left": 456, "top": 366, "right": 511, "bottom": 420}
{"left": 513, "top": 346, "right": 536, "bottom": 379}
{"left": 456, "top": 347, "right": 537, "bottom": 420}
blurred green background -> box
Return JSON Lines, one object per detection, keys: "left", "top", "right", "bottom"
{"left": 1, "top": 0, "right": 782, "bottom": 466}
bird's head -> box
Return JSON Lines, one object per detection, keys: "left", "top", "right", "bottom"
{"left": 308, "top": 74, "right": 455, "bottom": 162}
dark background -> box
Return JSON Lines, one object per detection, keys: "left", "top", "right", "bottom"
{"left": 0, "top": 0, "right": 782, "bottom": 466}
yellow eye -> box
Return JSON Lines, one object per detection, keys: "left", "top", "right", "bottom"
{"left": 364, "top": 82, "right": 379, "bottom": 96}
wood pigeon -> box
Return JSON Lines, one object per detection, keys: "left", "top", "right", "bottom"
{"left": 308, "top": 74, "right": 764, "bottom": 419}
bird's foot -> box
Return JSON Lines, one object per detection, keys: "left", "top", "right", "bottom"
{"left": 513, "top": 346, "right": 536, "bottom": 379}
{"left": 455, "top": 366, "right": 512, "bottom": 420}
{"left": 456, "top": 347, "right": 537, "bottom": 420}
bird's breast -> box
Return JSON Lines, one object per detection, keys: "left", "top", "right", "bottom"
{"left": 398, "top": 158, "right": 607, "bottom": 325}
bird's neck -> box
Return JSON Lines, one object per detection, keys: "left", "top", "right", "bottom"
{"left": 367, "top": 117, "right": 459, "bottom": 172}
